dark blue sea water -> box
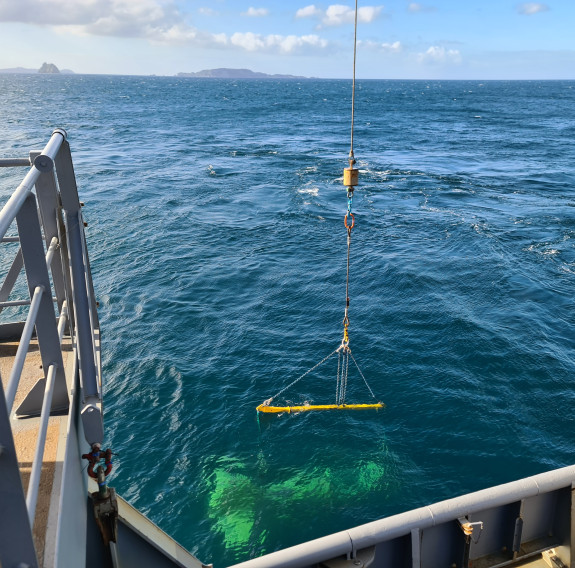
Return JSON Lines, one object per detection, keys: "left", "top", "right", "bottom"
{"left": 1, "top": 76, "right": 575, "bottom": 567}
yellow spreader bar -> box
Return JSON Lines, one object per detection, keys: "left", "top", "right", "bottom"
{"left": 256, "top": 402, "right": 385, "bottom": 414}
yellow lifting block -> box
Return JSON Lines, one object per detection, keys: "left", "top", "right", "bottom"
{"left": 257, "top": 402, "right": 385, "bottom": 414}
{"left": 343, "top": 167, "right": 359, "bottom": 187}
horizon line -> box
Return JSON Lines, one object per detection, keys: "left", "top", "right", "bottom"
{"left": 0, "top": 71, "right": 574, "bottom": 81}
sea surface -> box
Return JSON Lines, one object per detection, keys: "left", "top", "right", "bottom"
{"left": 1, "top": 75, "right": 575, "bottom": 566}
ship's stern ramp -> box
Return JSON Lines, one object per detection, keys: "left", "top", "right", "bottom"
{"left": 230, "top": 465, "right": 575, "bottom": 568}
{"left": 0, "top": 130, "right": 208, "bottom": 568}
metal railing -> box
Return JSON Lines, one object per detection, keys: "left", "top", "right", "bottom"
{"left": 0, "top": 130, "right": 103, "bottom": 568}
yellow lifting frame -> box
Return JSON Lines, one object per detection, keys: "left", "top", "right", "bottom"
{"left": 257, "top": 402, "right": 385, "bottom": 414}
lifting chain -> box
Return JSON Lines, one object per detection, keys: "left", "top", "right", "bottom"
{"left": 342, "top": 186, "right": 354, "bottom": 349}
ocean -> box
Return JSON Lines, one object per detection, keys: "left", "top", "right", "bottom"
{"left": 1, "top": 75, "right": 574, "bottom": 566}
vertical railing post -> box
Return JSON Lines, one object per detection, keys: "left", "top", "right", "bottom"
{"left": 54, "top": 138, "right": 104, "bottom": 444}
{"left": 26, "top": 364, "right": 59, "bottom": 523}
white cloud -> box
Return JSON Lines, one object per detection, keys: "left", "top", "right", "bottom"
{"left": 296, "top": 5, "right": 322, "bottom": 18}
{"left": 230, "top": 32, "right": 263, "bottom": 51}
{"left": 417, "top": 45, "right": 461, "bottom": 64}
{"left": 212, "top": 33, "right": 228, "bottom": 46}
{"left": 295, "top": 4, "right": 383, "bottom": 26}
{"left": 0, "top": 0, "right": 330, "bottom": 54}
{"left": 359, "top": 39, "right": 402, "bottom": 53}
{"left": 408, "top": 3, "right": 436, "bottom": 13}
{"left": 323, "top": 5, "right": 353, "bottom": 25}
{"left": 0, "top": 0, "right": 301, "bottom": 50}
{"left": 517, "top": 3, "right": 549, "bottom": 15}
{"left": 323, "top": 4, "right": 383, "bottom": 26}
{"left": 230, "top": 32, "right": 328, "bottom": 54}
{"left": 198, "top": 7, "right": 218, "bottom": 16}
{"left": 349, "top": 5, "right": 384, "bottom": 23}
{"left": 0, "top": 0, "right": 187, "bottom": 39}
{"left": 382, "top": 41, "right": 401, "bottom": 52}
{"left": 242, "top": 7, "right": 269, "bottom": 17}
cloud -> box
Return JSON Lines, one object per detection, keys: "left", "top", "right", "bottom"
{"left": 0, "top": 0, "right": 188, "bottom": 40}
{"left": 230, "top": 32, "right": 328, "bottom": 54}
{"left": 517, "top": 3, "right": 549, "bottom": 15}
{"left": 0, "top": 0, "right": 327, "bottom": 54}
{"left": 323, "top": 4, "right": 383, "bottom": 26}
{"left": 242, "top": 7, "right": 269, "bottom": 17}
{"left": 417, "top": 45, "right": 462, "bottom": 64}
{"left": 295, "top": 4, "right": 383, "bottom": 26}
{"left": 359, "top": 39, "right": 402, "bottom": 53}
{"left": 198, "top": 7, "right": 218, "bottom": 16}
{"left": 296, "top": 5, "right": 322, "bottom": 18}
{"left": 408, "top": 3, "right": 436, "bottom": 13}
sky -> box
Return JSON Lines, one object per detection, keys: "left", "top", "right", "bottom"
{"left": 0, "top": 0, "right": 573, "bottom": 79}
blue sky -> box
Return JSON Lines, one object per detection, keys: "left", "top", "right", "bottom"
{"left": 0, "top": 1, "right": 573, "bottom": 78}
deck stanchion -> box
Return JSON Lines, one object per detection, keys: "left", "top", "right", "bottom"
{"left": 26, "top": 363, "right": 58, "bottom": 523}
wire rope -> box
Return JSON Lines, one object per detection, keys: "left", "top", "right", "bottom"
{"left": 336, "top": 349, "right": 342, "bottom": 403}
{"left": 349, "top": 0, "right": 359, "bottom": 161}
{"left": 348, "top": 348, "right": 378, "bottom": 400}
{"left": 266, "top": 347, "right": 340, "bottom": 403}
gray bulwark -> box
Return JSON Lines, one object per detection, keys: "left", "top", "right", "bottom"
{"left": 229, "top": 465, "right": 575, "bottom": 568}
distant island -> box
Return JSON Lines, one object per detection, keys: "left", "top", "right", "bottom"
{"left": 0, "top": 63, "right": 74, "bottom": 74}
{"left": 177, "top": 68, "right": 308, "bottom": 79}
{"left": 0, "top": 65, "right": 301, "bottom": 78}
{"left": 38, "top": 62, "right": 60, "bottom": 74}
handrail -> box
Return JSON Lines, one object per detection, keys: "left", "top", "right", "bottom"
{"left": 5, "top": 285, "right": 45, "bottom": 412}
{"left": 0, "top": 158, "right": 31, "bottom": 167}
{"left": 0, "top": 300, "right": 32, "bottom": 308}
{"left": 26, "top": 303, "right": 68, "bottom": 523}
{"left": 0, "top": 129, "right": 66, "bottom": 241}
{"left": 26, "top": 362, "right": 59, "bottom": 523}
{"left": 45, "top": 236, "right": 59, "bottom": 267}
